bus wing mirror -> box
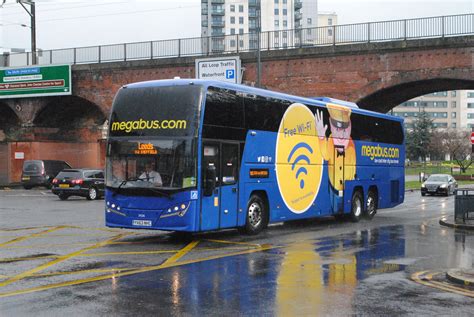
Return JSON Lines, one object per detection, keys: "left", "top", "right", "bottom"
{"left": 203, "top": 165, "right": 216, "bottom": 196}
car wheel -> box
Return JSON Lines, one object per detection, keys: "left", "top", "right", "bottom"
{"left": 23, "top": 185, "right": 32, "bottom": 190}
{"left": 364, "top": 190, "right": 377, "bottom": 220}
{"left": 87, "top": 187, "right": 98, "bottom": 200}
{"left": 421, "top": 192, "right": 426, "bottom": 196}
{"left": 350, "top": 190, "right": 363, "bottom": 223}
{"left": 58, "top": 193, "right": 69, "bottom": 201}
{"left": 239, "top": 194, "right": 268, "bottom": 235}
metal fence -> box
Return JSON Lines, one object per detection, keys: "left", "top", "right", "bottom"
{"left": 4, "top": 13, "right": 473, "bottom": 67}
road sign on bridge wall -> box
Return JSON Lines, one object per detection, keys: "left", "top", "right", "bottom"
{"left": 195, "top": 57, "right": 241, "bottom": 84}
{"left": 0, "top": 64, "right": 71, "bottom": 99}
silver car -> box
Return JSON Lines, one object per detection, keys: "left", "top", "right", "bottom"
{"left": 421, "top": 174, "right": 458, "bottom": 196}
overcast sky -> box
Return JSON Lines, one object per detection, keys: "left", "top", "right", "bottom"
{"left": 0, "top": 0, "right": 472, "bottom": 52}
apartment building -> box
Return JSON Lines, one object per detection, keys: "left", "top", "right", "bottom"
{"left": 201, "top": 0, "right": 317, "bottom": 53}
{"left": 392, "top": 90, "right": 474, "bottom": 130}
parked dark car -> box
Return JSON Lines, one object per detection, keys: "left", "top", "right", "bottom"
{"left": 421, "top": 174, "right": 458, "bottom": 196}
{"left": 21, "top": 160, "right": 71, "bottom": 189}
{"left": 51, "top": 169, "right": 105, "bottom": 200}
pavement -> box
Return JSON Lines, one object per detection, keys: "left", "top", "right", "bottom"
{"left": 439, "top": 215, "right": 474, "bottom": 289}
{"left": 447, "top": 269, "right": 474, "bottom": 287}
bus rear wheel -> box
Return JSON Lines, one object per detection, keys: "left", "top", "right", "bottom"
{"left": 350, "top": 191, "right": 363, "bottom": 222}
{"left": 240, "top": 194, "right": 268, "bottom": 235}
{"left": 364, "top": 190, "right": 377, "bottom": 220}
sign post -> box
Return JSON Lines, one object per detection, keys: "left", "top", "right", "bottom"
{"left": 0, "top": 64, "right": 71, "bottom": 99}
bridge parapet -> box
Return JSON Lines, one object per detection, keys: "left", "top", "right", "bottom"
{"left": 3, "top": 13, "right": 473, "bottom": 67}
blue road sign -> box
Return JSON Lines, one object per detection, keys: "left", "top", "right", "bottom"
{"left": 226, "top": 69, "right": 235, "bottom": 80}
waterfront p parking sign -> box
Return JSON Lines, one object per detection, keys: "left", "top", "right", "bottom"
{"left": 196, "top": 57, "right": 241, "bottom": 84}
{"left": 0, "top": 64, "right": 71, "bottom": 99}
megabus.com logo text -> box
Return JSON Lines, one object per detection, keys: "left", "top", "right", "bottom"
{"left": 361, "top": 145, "right": 399, "bottom": 160}
{"left": 111, "top": 119, "right": 187, "bottom": 133}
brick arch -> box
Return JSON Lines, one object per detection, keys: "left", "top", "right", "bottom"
{"left": 349, "top": 69, "right": 474, "bottom": 113}
{"left": 33, "top": 96, "right": 106, "bottom": 142}
{"left": 0, "top": 102, "right": 21, "bottom": 141}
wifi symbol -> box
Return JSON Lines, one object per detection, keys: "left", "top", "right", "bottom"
{"left": 287, "top": 142, "right": 313, "bottom": 189}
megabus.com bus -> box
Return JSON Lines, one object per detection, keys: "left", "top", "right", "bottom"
{"left": 105, "top": 79, "right": 404, "bottom": 234}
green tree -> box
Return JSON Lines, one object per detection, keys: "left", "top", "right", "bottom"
{"left": 406, "top": 109, "right": 434, "bottom": 162}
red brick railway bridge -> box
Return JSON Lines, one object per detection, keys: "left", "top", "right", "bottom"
{"left": 0, "top": 35, "right": 473, "bottom": 183}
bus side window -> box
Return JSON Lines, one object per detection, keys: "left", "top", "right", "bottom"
{"left": 221, "top": 144, "right": 238, "bottom": 185}
{"left": 203, "top": 145, "right": 220, "bottom": 185}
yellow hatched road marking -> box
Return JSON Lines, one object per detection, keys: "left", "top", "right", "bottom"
{"left": 3, "top": 243, "right": 115, "bottom": 249}
{"left": 0, "top": 243, "right": 278, "bottom": 298}
{"left": 411, "top": 271, "right": 474, "bottom": 298}
{"left": 81, "top": 250, "right": 178, "bottom": 257}
{"left": 0, "top": 226, "right": 67, "bottom": 248}
{"left": 0, "top": 233, "right": 131, "bottom": 288}
{"left": 204, "top": 238, "right": 262, "bottom": 247}
{"left": 0, "top": 226, "right": 56, "bottom": 232}
{"left": 38, "top": 233, "right": 119, "bottom": 237}
{"left": 161, "top": 240, "right": 200, "bottom": 266}
{"left": 31, "top": 267, "right": 140, "bottom": 278}
{"left": 0, "top": 255, "right": 59, "bottom": 263}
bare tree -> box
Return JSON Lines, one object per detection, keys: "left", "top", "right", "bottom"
{"left": 433, "top": 129, "right": 473, "bottom": 173}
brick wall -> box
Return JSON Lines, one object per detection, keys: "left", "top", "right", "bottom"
{"left": 9, "top": 142, "right": 105, "bottom": 183}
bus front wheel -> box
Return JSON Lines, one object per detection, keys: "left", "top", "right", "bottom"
{"left": 350, "top": 191, "right": 363, "bottom": 222}
{"left": 240, "top": 194, "right": 268, "bottom": 235}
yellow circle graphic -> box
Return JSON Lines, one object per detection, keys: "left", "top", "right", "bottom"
{"left": 275, "top": 103, "right": 323, "bottom": 214}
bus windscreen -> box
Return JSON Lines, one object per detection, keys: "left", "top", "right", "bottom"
{"left": 109, "top": 85, "right": 201, "bottom": 137}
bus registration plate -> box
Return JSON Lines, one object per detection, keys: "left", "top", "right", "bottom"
{"left": 132, "top": 220, "right": 152, "bottom": 227}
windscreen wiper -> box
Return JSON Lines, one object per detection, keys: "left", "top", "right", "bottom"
{"left": 147, "top": 187, "right": 172, "bottom": 199}
{"left": 112, "top": 178, "right": 172, "bottom": 199}
{"left": 111, "top": 177, "right": 141, "bottom": 196}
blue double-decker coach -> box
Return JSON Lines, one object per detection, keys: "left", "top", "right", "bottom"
{"left": 105, "top": 79, "right": 404, "bottom": 234}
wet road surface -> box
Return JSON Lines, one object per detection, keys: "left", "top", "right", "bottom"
{"left": 0, "top": 188, "right": 473, "bottom": 315}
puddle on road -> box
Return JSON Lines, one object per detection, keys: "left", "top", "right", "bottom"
{"left": 99, "top": 224, "right": 474, "bottom": 315}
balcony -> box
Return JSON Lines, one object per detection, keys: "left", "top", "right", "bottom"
{"left": 249, "top": 10, "right": 257, "bottom": 18}
{"left": 211, "top": 9, "right": 225, "bottom": 15}
{"left": 211, "top": 30, "right": 225, "bottom": 37}
{"left": 212, "top": 20, "right": 225, "bottom": 27}
{"left": 294, "top": 12, "right": 302, "bottom": 21}
{"left": 295, "top": 0, "right": 302, "bottom": 10}
{"left": 248, "top": 0, "right": 259, "bottom": 6}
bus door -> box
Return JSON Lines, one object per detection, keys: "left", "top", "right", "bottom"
{"left": 201, "top": 143, "right": 220, "bottom": 230}
{"left": 332, "top": 145, "right": 345, "bottom": 213}
{"left": 219, "top": 143, "right": 239, "bottom": 228}
{"left": 201, "top": 142, "right": 239, "bottom": 230}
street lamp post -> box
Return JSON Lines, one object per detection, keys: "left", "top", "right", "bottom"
{"left": 17, "top": 0, "right": 36, "bottom": 65}
{"left": 256, "top": 2, "right": 261, "bottom": 88}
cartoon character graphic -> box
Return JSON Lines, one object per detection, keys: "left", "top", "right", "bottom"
{"left": 315, "top": 103, "right": 356, "bottom": 212}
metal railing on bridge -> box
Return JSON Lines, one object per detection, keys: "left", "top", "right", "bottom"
{"left": 3, "top": 13, "right": 473, "bottom": 67}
